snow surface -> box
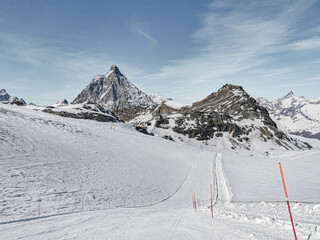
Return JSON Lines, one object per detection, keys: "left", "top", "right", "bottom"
{"left": 1, "top": 103, "right": 319, "bottom": 239}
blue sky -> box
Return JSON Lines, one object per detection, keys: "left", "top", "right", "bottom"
{"left": 0, "top": 0, "right": 319, "bottom": 105}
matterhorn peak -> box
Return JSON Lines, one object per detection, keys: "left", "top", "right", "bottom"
{"left": 108, "top": 65, "right": 123, "bottom": 76}
{"left": 72, "top": 65, "right": 154, "bottom": 110}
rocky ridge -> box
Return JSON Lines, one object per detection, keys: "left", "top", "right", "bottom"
{"left": 125, "top": 84, "right": 311, "bottom": 150}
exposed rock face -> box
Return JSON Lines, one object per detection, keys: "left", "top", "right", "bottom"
{"left": 72, "top": 65, "right": 154, "bottom": 110}
{"left": 256, "top": 92, "right": 320, "bottom": 140}
{"left": 125, "top": 84, "right": 311, "bottom": 150}
{"left": 43, "top": 103, "right": 121, "bottom": 123}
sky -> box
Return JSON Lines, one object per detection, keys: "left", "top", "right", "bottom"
{"left": 0, "top": 0, "right": 319, "bottom": 105}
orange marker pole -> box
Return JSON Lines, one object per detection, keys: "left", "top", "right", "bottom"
{"left": 210, "top": 184, "right": 213, "bottom": 218}
{"left": 279, "top": 163, "right": 297, "bottom": 240}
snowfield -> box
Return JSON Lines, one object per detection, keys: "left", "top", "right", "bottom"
{"left": 0, "top": 103, "right": 319, "bottom": 239}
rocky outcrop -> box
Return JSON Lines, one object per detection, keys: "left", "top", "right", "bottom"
{"left": 43, "top": 103, "right": 121, "bottom": 123}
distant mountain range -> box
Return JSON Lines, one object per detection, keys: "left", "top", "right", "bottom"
{"left": 257, "top": 92, "right": 320, "bottom": 140}
{"left": 1, "top": 65, "right": 317, "bottom": 150}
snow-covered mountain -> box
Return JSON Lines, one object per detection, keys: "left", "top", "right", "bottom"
{"left": 72, "top": 65, "right": 155, "bottom": 110}
{"left": 0, "top": 89, "right": 25, "bottom": 105}
{"left": 53, "top": 98, "right": 69, "bottom": 106}
{"left": 149, "top": 93, "right": 166, "bottom": 104}
{"left": 121, "top": 84, "right": 311, "bottom": 151}
{"left": 256, "top": 92, "right": 320, "bottom": 140}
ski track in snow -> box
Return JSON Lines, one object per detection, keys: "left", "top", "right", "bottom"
{"left": 0, "top": 103, "right": 320, "bottom": 239}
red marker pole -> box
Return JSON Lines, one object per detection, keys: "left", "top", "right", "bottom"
{"left": 124, "top": 200, "right": 125, "bottom": 208}
{"left": 38, "top": 203, "right": 40, "bottom": 216}
{"left": 193, "top": 192, "right": 197, "bottom": 211}
{"left": 210, "top": 184, "right": 213, "bottom": 218}
{"left": 108, "top": 200, "right": 110, "bottom": 209}
{"left": 279, "top": 163, "right": 298, "bottom": 240}
{"left": 82, "top": 200, "right": 84, "bottom": 211}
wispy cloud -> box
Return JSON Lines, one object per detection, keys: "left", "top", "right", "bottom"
{"left": 291, "top": 37, "right": 320, "bottom": 50}
{"left": 133, "top": 26, "right": 158, "bottom": 44}
{"left": 0, "top": 31, "right": 114, "bottom": 81}
{"left": 143, "top": 0, "right": 319, "bottom": 101}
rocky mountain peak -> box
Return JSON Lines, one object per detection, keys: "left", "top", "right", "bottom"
{"left": 191, "top": 84, "right": 251, "bottom": 114}
{"left": 107, "top": 65, "right": 123, "bottom": 76}
{"left": 0, "top": 89, "right": 8, "bottom": 95}
{"left": 219, "top": 84, "right": 244, "bottom": 92}
{"left": 72, "top": 65, "right": 154, "bottom": 110}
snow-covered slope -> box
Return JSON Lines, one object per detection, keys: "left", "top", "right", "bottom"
{"left": 72, "top": 65, "right": 154, "bottom": 110}
{"left": 257, "top": 92, "right": 320, "bottom": 140}
{"left": 0, "top": 103, "right": 319, "bottom": 239}
{"left": 0, "top": 103, "right": 202, "bottom": 222}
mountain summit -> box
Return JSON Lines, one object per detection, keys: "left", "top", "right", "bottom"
{"left": 72, "top": 65, "right": 154, "bottom": 110}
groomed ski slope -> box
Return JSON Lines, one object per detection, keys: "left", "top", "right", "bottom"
{"left": 0, "top": 103, "right": 319, "bottom": 239}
